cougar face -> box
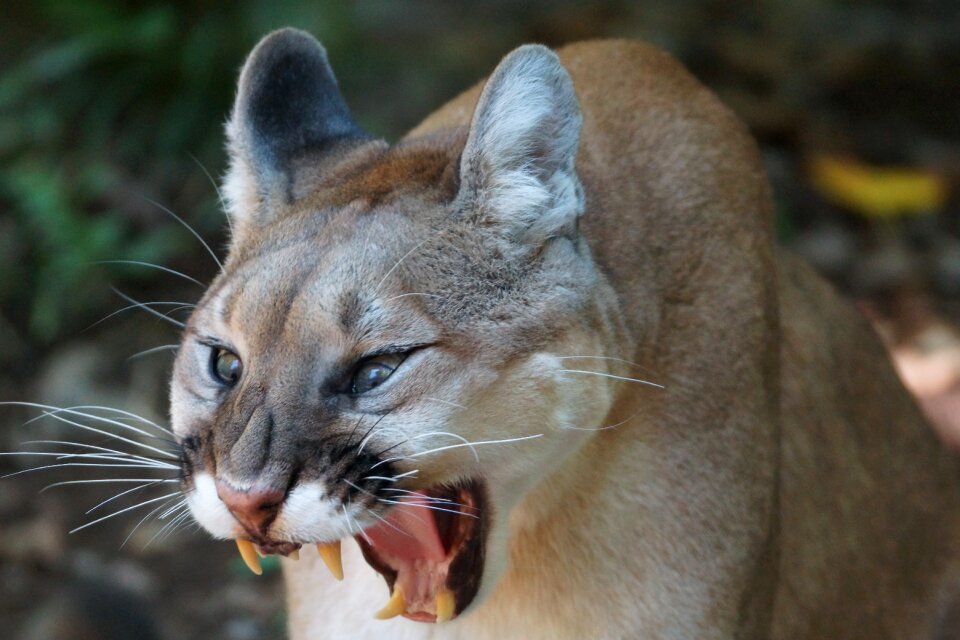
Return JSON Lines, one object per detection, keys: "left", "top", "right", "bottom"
{"left": 170, "top": 29, "right": 623, "bottom": 622}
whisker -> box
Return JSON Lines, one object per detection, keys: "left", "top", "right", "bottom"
{"left": 56, "top": 404, "right": 174, "bottom": 436}
{"left": 555, "top": 355, "right": 654, "bottom": 373}
{"left": 408, "top": 434, "right": 543, "bottom": 460}
{"left": 361, "top": 469, "right": 419, "bottom": 483}
{"left": 127, "top": 344, "right": 180, "bottom": 361}
{"left": 147, "top": 506, "right": 194, "bottom": 548}
{"left": 188, "top": 152, "right": 234, "bottom": 236}
{"left": 408, "top": 432, "right": 480, "bottom": 463}
{"left": 93, "top": 260, "right": 206, "bottom": 288}
{"left": 17, "top": 402, "right": 176, "bottom": 442}
{"left": 143, "top": 196, "right": 224, "bottom": 272}
{"left": 2, "top": 451, "right": 177, "bottom": 470}
{"left": 355, "top": 411, "right": 394, "bottom": 455}
{"left": 20, "top": 439, "right": 175, "bottom": 466}
{"left": 556, "top": 369, "right": 664, "bottom": 389}
{"left": 86, "top": 479, "right": 171, "bottom": 514}
{"left": 42, "top": 478, "right": 178, "bottom": 491}
{"left": 376, "top": 498, "right": 478, "bottom": 520}
{"left": 343, "top": 503, "right": 372, "bottom": 544}
{"left": 374, "top": 238, "right": 431, "bottom": 294}
{"left": 2, "top": 462, "right": 177, "bottom": 480}
{"left": 69, "top": 492, "right": 183, "bottom": 534}
{"left": 11, "top": 405, "right": 180, "bottom": 458}
{"left": 365, "top": 508, "right": 413, "bottom": 538}
{"left": 111, "top": 289, "right": 186, "bottom": 329}
{"left": 86, "top": 300, "right": 194, "bottom": 331}
{"left": 158, "top": 499, "right": 189, "bottom": 520}
{"left": 121, "top": 493, "right": 189, "bottom": 548}
{"left": 380, "top": 488, "right": 477, "bottom": 511}
{"left": 562, "top": 410, "right": 641, "bottom": 432}
{"left": 361, "top": 475, "right": 400, "bottom": 483}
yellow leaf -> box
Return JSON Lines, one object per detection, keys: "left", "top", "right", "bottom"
{"left": 808, "top": 155, "right": 948, "bottom": 219}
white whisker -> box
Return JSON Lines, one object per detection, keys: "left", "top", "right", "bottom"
{"left": 1, "top": 451, "right": 174, "bottom": 467}
{"left": 42, "top": 478, "right": 178, "bottom": 491}
{"left": 188, "top": 152, "right": 234, "bottom": 236}
{"left": 111, "top": 289, "right": 186, "bottom": 329}
{"left": 557, "top": 369, "right": 664, "bottom": 389}
{"left": 409, "top": 432, "right": 480, "bottom": 463}
{"left": 87, "top": 300, "right": 194, "bottom": 331}
{"left": 374, "top": 238, "right": 431, "bottom": 294}
{"left": 2, "top": 462, "right": 177, "bottom": 480}
{"left": 93, "top": 260, "right": 206, "bottom": 287}
{"left": 20, "top": 439, "right": 175, "bottom": 467}
{"left": 381, "top": 488, "right": 477, "bottom": 511}
{"left": 376, "top": 498, "right": 478, "bottom": 519}
{"left": 6, "top": 403, "right": 178, "bottom": 456}
{"left": 144, "top": 196, "right": 224, "bottom": 272}
{"left": 59, "top": 404, "right": 173, "bottom": 436}
{"left": 127, "top": 344, "right": 180, "bottom": 361}
{"left": 86, "top": 479, "right": 171, "bottom": 514}
{"left": 122, "top": 494, "right": 188, "bottom": 548}
{"left": 69, "top": 492, "right": 183, "bottom": 534}
{"left": 365, "top": 508, "right": 413, "bottom": 538}
{"left": 32, "top": 413, "right": 178, "bottom": 460}
{"left": 409, "top": 434, "right": 543, "bottom": 459}
{"left": 563, "top": 410, "right": 641, "bottom": 432}
{"left": 555, "top": 355, "right": 654, "bottom": 373}
{"left": 384, "top": 292, "right": 444, "bottom": 302}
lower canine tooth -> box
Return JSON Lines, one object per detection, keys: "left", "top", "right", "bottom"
{"left": 235, "top": 539, "right": 262, "bottom": 575}
{"left": 435, "top": 589, "right": 455, "bottom": 623}
{"left": 317, "top": 541, "right": 344, "bottom": 581}
{"left": 374, "top": 586, "right": 405, "bottom": 620}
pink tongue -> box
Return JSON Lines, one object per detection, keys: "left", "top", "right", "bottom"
{"left": 364, "top": 495, "right": 446, "bottom": 562}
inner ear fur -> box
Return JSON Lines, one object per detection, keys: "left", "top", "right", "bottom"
{"left": 456, "top": 44, "right": 584, "bottom": 247}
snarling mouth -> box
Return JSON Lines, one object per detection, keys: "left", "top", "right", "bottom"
{"left": 233, "top": 478, "right": 488, "bottom": 623}
{"left": 357, "top": 478, "right": 488, "bottom": 623}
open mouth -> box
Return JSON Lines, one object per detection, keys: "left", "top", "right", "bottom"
{"left": 233, "top": 478, "right": 488, "bottom": 624}
{"left": 356, "top": 478, "right": 488, "bottom": 623}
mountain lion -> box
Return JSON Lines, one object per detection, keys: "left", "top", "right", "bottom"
{"left": 169, "top": 28, "right": 960, "bottom": 639}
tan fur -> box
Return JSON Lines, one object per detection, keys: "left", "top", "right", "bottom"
{"left": 171, "top": 34, "right": 960, "bottom": 639}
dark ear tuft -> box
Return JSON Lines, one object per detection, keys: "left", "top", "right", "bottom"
{"left": 223, "top": 29, "right": 370, "bottom": 235}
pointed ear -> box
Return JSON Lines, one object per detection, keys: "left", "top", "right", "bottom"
{"left": 457, "top": 45, "right": 584, "bottom": 246}
{"left": 222, "top": 28, "right": 369, "bottom": 238}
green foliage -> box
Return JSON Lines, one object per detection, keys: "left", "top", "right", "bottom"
{"left": 0, "top": 0, "right": 494, "bottom": 347}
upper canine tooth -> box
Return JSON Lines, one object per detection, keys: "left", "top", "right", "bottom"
{"left": 317, "top": 540, "right": 343, "bottom": 581}
{"left": 235, "top": 539, "right": 262, "bottom": 575}
{"left": 288, "top": 548, "right": 300, "bottom": 561}
{"left": 374, "top": 586, "right": 405, "bottom": 620}
{"left": 435, "top": 588, "right": 455, "bottom": 623}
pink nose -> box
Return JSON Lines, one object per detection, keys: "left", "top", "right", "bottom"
{"left": 215, "top": 480, "right": 286, "bottom": 535}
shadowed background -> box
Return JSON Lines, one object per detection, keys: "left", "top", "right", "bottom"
{"left": 1, "top": 1, "right": 959, "bottom": 638}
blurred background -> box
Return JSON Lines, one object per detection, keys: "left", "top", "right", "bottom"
{"left": 1, "top": 1, "right": 959, "bottom": 638}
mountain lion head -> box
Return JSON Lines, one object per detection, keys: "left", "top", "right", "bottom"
{"left": 170, "top": 28, "right": 630, "bottom": 622}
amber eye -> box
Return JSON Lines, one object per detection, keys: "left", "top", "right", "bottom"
{"left": 211, "top": 348, "right": 242, "bottom": 386}
{"left": 350, "top": 354, "right": 405, "bottom": 395}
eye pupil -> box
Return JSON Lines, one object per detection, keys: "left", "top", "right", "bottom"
{"left": 213, "top": 349, "right": 242, "bottom": 386}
